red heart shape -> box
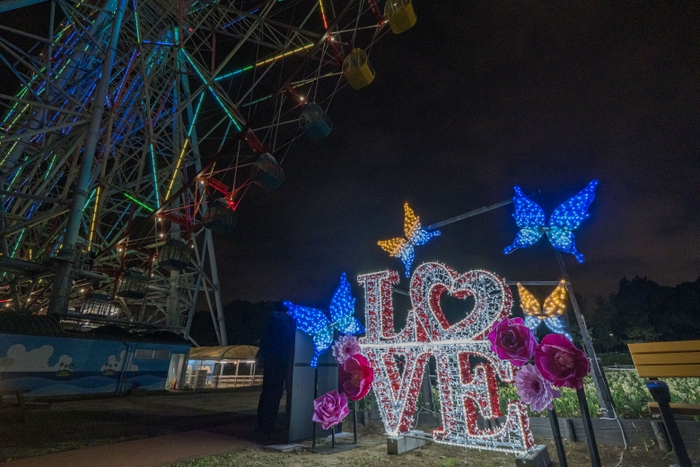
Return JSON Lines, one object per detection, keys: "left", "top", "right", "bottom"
{"left": 409, "top": 263, "right": 512, "bottom": 342}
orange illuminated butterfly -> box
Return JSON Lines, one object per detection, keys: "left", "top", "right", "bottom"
{"left": 377, "top": 203, "right": 440, "bottom": 277}
{"left": 516, "top": 280, "right": 572, "bottom": 341}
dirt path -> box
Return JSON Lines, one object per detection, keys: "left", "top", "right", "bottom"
{"left": 0, "top": 387, "right": 266, "bottom": 462}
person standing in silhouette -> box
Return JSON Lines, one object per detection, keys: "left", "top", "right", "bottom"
{"left": 256, "top": 310, "right": 295, "bottom": 436}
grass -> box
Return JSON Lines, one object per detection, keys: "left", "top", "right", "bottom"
{"left": 170, "top": 453, "right": 240, "bottom": 467}
{"left": 355, "top": 367, "right": 699, "bottom": 420}
{"left": 437, "top": 458, "right": 460, "bottom": 467}
{"left": 169, "top": 452, "right": 288, "bottom": 467}
{"left": 497, "top": 371, "right": 700, "bottom": 419}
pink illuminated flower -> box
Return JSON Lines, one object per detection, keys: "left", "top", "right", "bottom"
{"left": 312, "top": 390, "right": 349, "bottom": 430}
{"left": 487, "top": 317, "right": 537, "bottom": 367}
{"left": 535, "top": 334, "right": 590, "bottom": 389}
{"left": 339, "top": 353, "right": 374, "bottom": 401}
{"left": 332, "top": 335, "right": 362, "bottom": 365}
{"left": 514, "top": 364, "right": 561, "bottom": 412}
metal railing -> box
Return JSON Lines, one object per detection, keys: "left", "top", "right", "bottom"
{"left": 184, "top": 373, "right": 263, "bottom": 389}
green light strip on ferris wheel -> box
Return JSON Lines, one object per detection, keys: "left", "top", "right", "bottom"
{"left": 181, "top": 50, "right": 242, "bottom": 131}
{"left": 10, "top": 229, "right": 24, "bottom": 258}
{"left": 133, "top": 1, "right": 142, "bottom": 44}
{"left": 149, "top": 144, "right": 160, "bottom": 208}
{"left": 123, "top": 193, "right": 155, "bottom": 212}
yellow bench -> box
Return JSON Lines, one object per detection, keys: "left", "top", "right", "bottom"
{"left": 629, "top": 339, "right": 700, "bottom": 467}
{"left": 648, "top": 402, "right": 700, "bottom": 416}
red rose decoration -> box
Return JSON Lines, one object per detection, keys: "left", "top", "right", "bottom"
{"left": 487, "top": 317, "right": 537, "bottom": 367}
{"left": 338, "top": 353, "right": 374, "bottom": 401}
{"left": 535, "top": 334, "right": 590, "bottom": 389}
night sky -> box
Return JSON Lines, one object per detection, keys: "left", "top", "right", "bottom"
{"left": 0, "top": 0, "right": 700, "bottom": 316}
{"left": 216, "top": 1, "right": 700, "bottom": 307}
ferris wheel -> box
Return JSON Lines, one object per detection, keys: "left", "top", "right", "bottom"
{"left": 0, "top": 0, "right": 417, "bottom": 344}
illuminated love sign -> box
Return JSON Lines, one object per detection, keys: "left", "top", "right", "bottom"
{"left": 358, "top": 262, "right": 534, "bottom": 454}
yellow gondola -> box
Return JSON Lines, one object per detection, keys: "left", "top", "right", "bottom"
{"left": 385, "top": 0, "right": 417, "bottom": 34}
{"left": 343, "top": 48, "right": 375, "bottom": 90}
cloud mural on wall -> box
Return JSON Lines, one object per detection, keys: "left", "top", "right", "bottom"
{"left": 100, "top": 350, "right": 138, "bottom": 374}
{"left": 0, "top": 344, "right": 72, "bottom": 372}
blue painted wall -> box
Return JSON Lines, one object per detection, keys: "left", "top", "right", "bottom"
{"left": 0, "top": 334, "right": 189, "bottom": 397}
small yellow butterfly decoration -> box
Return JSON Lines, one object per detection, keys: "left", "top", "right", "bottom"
{"left": 516, "top": 280, "right": 572, "bottom": 341}
{"left": 377, "top": 203, "right": 440, "bottom": 277}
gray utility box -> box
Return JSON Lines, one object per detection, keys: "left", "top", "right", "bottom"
{"left": 515, "top": 444, "right": 551, "bottom": 467}
{"left": 387, "top": 433, "right": 426, "bottom": 455}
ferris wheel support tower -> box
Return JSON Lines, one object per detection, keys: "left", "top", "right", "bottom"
{"left": 48, "top": 0, "right": 128, "bottom": 318}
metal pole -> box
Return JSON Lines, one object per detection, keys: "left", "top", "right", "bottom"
{"left": 554, "top": 251, "right": 616, "bottom": 419}
{"left": 424, "top": 197, "right": 515, "bottom": 231}
{"left": 183, "top": 273, "right": 201, "bottom": 339}
{"left": 47, "top": 0, "right": 128, "bottom": 315}
{"left": 192, "top": 235, "right": 222, "bottom": 344}
{"left": 577, "top": 387, "right": 602, "bottom": 467}
{"left": 548, "top": 408, "right": 568, "bottom": 467}
{"left": 507, "top": 280, "right": 564, "bottom": 286}
{"left": 312, "top": 366, "right": 318, "bottom": 449}
{"left": 166, "top": 269, "right": 181, "bottom": 327}
{"left": 205, "top": 229, "right": 228, "bottom": 345}
{"left": 353, "top": 400, "right": 358, "bottom": 445}
{"left": 0, "top": 0, "right": 49, "bottom": 13}
{"left": 421, "top": 368, "right": 434, "bottom": 412}
{"left": 48, "top": 0, "right": 55, "bottom": 59}
{"left": 0, "top": 180, "right": 22, "bottom": 310}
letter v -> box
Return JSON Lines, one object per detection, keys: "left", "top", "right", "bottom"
{"left": 363, "top": 347, "right": 429, "bottom": 435}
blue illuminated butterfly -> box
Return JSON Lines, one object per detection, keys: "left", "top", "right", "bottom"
{"left": 504, "top": 180, "right": 598, "bottom": 263}
{"left": 378, "top": 203, "right": 441, "bottom": 277}
{"left": 283, "top": 272, "right": 365, "bottom": 368}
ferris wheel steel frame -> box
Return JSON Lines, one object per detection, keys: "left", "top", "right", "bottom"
{"left": 0, "top": 0, "right": 390, "bottom": 345}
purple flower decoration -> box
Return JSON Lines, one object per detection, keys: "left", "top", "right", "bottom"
{"left": 514, "top": 364, "right": 561, "bottom": 413}
{"left": 331, "top": 334, "right": 362, "bottom": 365}
{"left": 312, "top": 390, "right": 349, "bottom": 430}
{"left": 487, "top": 317, "right": 537, "bottom": 367}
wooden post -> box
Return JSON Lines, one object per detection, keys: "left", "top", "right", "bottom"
{"left": 651, "top": 421, "right": 671, "bottom": 453}
{"left": 565, "top": 418, "right": 576, "bottom": 442}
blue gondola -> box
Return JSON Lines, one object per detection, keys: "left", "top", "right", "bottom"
{"left": 252, "top": 153, "right": 284, "bottom": 190}
{"left": 300, "top": 103, "right": 332, "bottom": 141}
